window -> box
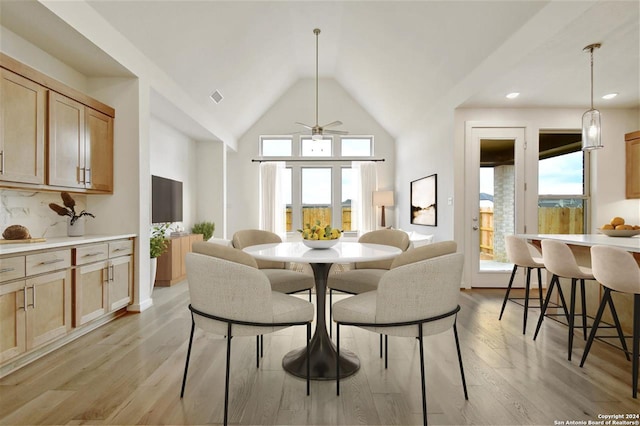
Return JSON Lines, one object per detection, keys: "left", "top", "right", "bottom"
{"left": 538, "top": 133, "right": 588, "bottom": 234}
{"left": 261, "top": 135, "right": 374, "bottom": 233}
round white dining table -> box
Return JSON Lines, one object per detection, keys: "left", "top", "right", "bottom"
{"left": 243, "top": 241, "right": 402, "bottom": 380}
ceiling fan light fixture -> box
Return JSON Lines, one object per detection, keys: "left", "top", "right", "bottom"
{"left": 582, "top": 43, "right": 603, "bottom": 151}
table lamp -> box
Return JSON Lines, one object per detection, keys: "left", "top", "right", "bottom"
{"left": 373, "top": 191, "right": 394, "bottom": 228}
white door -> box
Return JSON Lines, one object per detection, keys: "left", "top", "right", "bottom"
{"left": 465, "top": 127, "right": 526, "bottom": 288}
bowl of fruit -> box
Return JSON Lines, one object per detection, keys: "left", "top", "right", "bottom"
{"left": 299, "top": 221, "right": 342, "bottom": 249}
{"left": 598, "top": 217, "right": 640, "bottom": 237}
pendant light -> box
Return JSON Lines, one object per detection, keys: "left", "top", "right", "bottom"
{"left": 582, "top": 43, "right": 603, "bottom": 151}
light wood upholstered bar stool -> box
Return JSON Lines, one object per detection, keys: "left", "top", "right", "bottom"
{"left": 499, "top": 235, "right": 545, "bottom": 334}
{"left": 534, "top": 239, "right": 592, "bottom": 361}
{"left": 580, "top": 245, "right": 638, "bottom": 398}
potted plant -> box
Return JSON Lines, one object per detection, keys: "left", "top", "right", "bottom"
{"left": 191, "top": 221, "right": 215, "bottom": 241}
{"left": 49, "top": 192, "right": 95, "bottom": 236}
{"left": 149, "top": 223, "right": 169, "bottom": 291}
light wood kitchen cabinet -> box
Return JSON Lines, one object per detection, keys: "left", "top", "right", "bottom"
{"left": 73, "top": 239, "right": 133, "bottom": 326}
{"left": 1, "top": 53, "right": 115, "bottom": 194}
{"left": 0, "top": 253, "right": 71, "bottom": 363}
{"left": 48, "top": 92, "right": 114, "bottom": 193}
{"left": 625, "top": 130, "right": 640, "bottom": 199}
{"left": 0, "top": 68, "right": 46, "bottom": 185}
{"left": 155, "top": 234, "right": 203, "bottom": 287}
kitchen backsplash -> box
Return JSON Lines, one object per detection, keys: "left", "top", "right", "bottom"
{"left": 1, "top": 190, "right": 88, "bottom": 239}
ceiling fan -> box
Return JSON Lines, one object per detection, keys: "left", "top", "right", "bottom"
{"left": 295, "top": 28, "right": 348, "bottom": 140}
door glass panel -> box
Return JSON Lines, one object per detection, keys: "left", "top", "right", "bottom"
{"left": 302, "top": 168, "right": 331, "bottom": 227}
{"left": 479, "top": 138, "right": 515, "bottom": 272}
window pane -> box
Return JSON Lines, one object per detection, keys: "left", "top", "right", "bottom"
{"left": 302, "top": 168, "right": 331, "bottom": 227}
{"left": 262, "top": 138, "right": 292, "bottom": 156}
{"left": 301, "top": 137, "right": 332, "bottom": 156}
{"left": 341, "top": 168, "right": 353, "bottom": 231}
{"left": 341, "top": 138, "right": 372, "bottom": 156}
{"left": 538, "top": 151, "right": 584, "bottom": 195}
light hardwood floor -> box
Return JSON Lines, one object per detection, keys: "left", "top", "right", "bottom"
{"left": 1, "top": 282, "right": 637, "bottom": 425}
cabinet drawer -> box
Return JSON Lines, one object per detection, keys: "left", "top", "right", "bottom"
{"left": 75, "top": 244, "right": 109, "bottom": 265}
{"left": 0, "top": 256, "right": 26, "bottom": 282}
{"left": 109, "top": 240, "right": 133, "bottom": 258}
{"left": 26, "top": 250, "right": 71, "bottom": 276}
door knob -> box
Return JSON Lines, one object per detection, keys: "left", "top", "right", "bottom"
{"left": 472, "top": 225, "right": 479, "bottom": 231}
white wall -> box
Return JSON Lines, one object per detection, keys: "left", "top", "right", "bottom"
{"left": 226, "top": 78, "right": 396, "bottom": 236}
{"left": 149, "top": 117, "right": 197, "bottom": 231}
{"left": 195, "top": 141, "right": 226, "bottom": 239}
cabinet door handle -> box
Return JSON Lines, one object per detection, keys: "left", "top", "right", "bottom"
{"left": 110, "top": 264, "right": 115, "bottom": 282}
{"left": 21, "top": 286, "right": 27, "bottom": 311}
{"left": 26, "top": 286, "right": 35, "bottom": 308}
{"left": 103, "top": 266, "right": 110, "bottom": 284}
{"left": 0, "top": 267, "right": 15, "bottom": 273}
{"left": 40, "top": 258, "right": 64, "bottom": 265}
{"left": 85, "top": 168, "right": 91, "bottom": 185}
{"left": 0, "top": 150, "right": 4, "bottom": 174}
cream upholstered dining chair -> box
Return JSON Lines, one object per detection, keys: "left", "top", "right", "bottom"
{"left": 327, "top": 229, "right": 411, "bottom": 339}
{"left": 581, "top": 245, "right": 638, "bottom": 398}
{"left": 181, "top": 245, "right": 314, "bottom": 426}
{"left": 533, "top": 239, "right": 616, "bottom": 361}
{"left": 499, "top": 235, "right": 546, "bottom": 334}
{"left": 232, "top": 229, "right": 314, "bottom": 300}
{"left": 332, "top": 252, "right": 468, "bottom": 426}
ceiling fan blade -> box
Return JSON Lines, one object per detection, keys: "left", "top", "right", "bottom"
{"left": 321, "top": 120, "right": 343, "bottom": 128}
{"left": 323, "top": 129, "right": 349, "bottom": 135}
{"left": 295, "top": 122, "right": 313, "bottom": 130}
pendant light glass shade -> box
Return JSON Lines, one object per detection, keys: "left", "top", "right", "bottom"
{"left": 582, "top": 108, "right": 602, "bottom": 150}
{"left": 581, "top": 43, "right": 602, "bottom": 151}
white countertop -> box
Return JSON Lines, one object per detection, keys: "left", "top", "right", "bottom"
{"left": 0, "top": 234, "right": 137, "bottom": 255}
{"left": 519, "top": 234, "right": 640, "bottom": 253}
{"left": 243, "top": 241, "right": 402, "bottom": 263}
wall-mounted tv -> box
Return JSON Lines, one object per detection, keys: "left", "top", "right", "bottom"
{"left": 152, "top": 175, "right": 183, "bottom": 223}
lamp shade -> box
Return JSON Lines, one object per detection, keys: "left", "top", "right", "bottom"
{"left": 373, "top": 191, "right": 394, "bottom": 207}
{"left": 582, "top": 109, "right": 602, "bottom": 150}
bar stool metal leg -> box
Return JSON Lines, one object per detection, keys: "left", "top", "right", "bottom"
{"left": 499, "top": 265, "right": 518, "bottom": 321}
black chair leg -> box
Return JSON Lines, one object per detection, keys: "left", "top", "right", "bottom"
{"left": 260, "top": 335, "right": 264, "bottom": 358}
{"left": 537, "top": 267, "right": 544, "bottom": 307}
{"left": 534, "top": 275, "right": 559, "bottom": 340}
{"left": 580, "top": 288, "right": 611, "bottom": 367}
{"left": 499, "top": 265, "right": 518, "bottom": 320}
{"left": 632, "top": 294, "right": 639, "bottom": 399}
{"left": 309, "top": 288, "right": 312, "bottom": 303}
{"left": 385, "top": 335, "right": 389, "bottom": 369}
{"left": 453, "top": 322, "right": 468, "bottom": 400}
{"left": 336, "top": 323, "right": 341, "bottom": 396}
{"left": 568, "top": 278, "right": 577, "bottom": 361}
{"left": 418, "top": 325, "right": 428, "bottom": 426}
{"left": 580, "top": 279, "right": 588, "bottom": 340}
{"left": 224, "top": 323, "right": 232, "bottom": 426}
{"left": 307, "top": 323, "right": 311, "bottom": 396}
{"left": 607, "top": 292, "right": 631, "bottom": 361}
{"left": 523, "top": 267, "right": 531, "bottom": 334}
{"left": 379, "top": 334, "right": 383, "bottom": 358}
{"left": 256, "top": 336, "right": 260, "bottom": 368}
{"left": 180, "top": 318, "right": 196, "bottom": 398}
{"left": 329, "top": 289, "right": 333, "bottom": 338}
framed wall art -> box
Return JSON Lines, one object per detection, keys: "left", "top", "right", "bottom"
{"left": 410, "top": 174, "right": 437, "bottom": 226}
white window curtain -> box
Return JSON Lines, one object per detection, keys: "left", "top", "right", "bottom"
{"left": 259, "top": 161, "right": 286, "bottom": 236}
{"left": 352, "top": 161, "right": 378, "bottom": 235}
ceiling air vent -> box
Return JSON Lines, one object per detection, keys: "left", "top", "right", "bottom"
{"left": 209, "top": 90, "right": 224, "bottom": 104}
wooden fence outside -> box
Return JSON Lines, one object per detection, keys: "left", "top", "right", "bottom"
{"left": 286, "top": 207, "right": 352, "bottom": 231}
{"left": 479, "top": 206, "right": 584, "bottom": 260}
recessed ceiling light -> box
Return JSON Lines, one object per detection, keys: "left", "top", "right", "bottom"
{"left": 602, "top": 93, "right": 618, "bottom": 100}
{"left": 506, "top": 92, "right": 520, "bottom": 99}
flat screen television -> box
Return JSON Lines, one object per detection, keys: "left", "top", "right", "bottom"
{"left": 152, "top": 175, "right": 183, "bottom": 223}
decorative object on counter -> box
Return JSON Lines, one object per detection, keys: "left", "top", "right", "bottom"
{"left": 48, "top": 192, "right": 95, "bottom": 237}
{"left": 2, "top": 224, "right": 31, "bottom": 240}
{"left": 191, "top": 221, "right": 215, "bottom": 241}
{"left": 299, "top": 220, "right": 342, "bottom": 249}
{"left": 150, "top": 223, "right": 170, "bottom": 291}
{"left": 598, "top": 216, "right": 640, "bottom": 237}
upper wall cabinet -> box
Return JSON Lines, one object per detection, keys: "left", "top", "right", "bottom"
{"left": 48, "top": 93, "right": 114, "bottom": 192}
{"left": 0, "top": 69, "right": 46, "bottom": 185}
{"left": 0, "top": 53, "right": 115, "bottom": 194}
{"left": 625, "top": 130, "right": 640, "bottom": 199}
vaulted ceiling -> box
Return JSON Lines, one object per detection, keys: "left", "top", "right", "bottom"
{"left": 1, "top": 1, "right": 638, "bottom": 145}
